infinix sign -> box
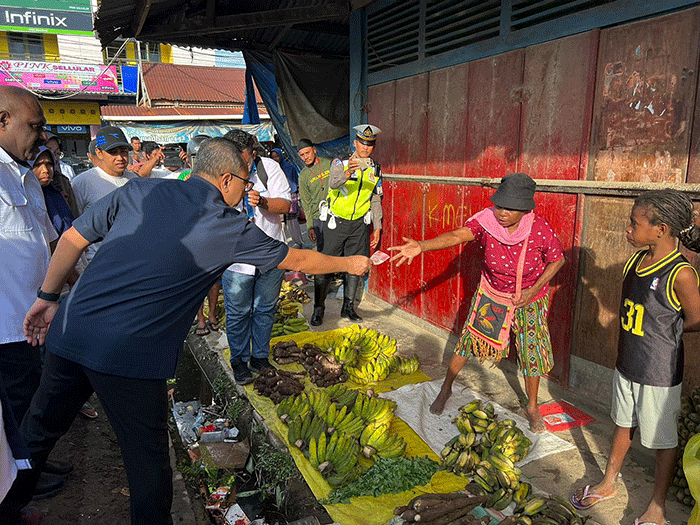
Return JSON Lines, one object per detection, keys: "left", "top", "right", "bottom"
{"left": 5, "top": 10, "right": 67, "bottom": 27}
{"left": 0, "top": 2, "right": 93, "bottom": 35}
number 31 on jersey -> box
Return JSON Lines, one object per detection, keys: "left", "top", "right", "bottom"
{"left": 621, "top": 299, "right": 645, "bottom": 336}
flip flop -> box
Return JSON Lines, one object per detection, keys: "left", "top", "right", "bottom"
{"left": 195, "top": 325, "right": 210, "bottom": 336}
{"left": 570, "top": 485, "right": 617, "bottom": 510}
{"left": 206, "top": 320, "right": 219, "bottom": 332}
{"left": 634, "top": 519, "right": 671, "bottom": 525}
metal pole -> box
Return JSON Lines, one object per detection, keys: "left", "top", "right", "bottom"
{"left": 382, "top": 173, "right": 700, "bottom": 200}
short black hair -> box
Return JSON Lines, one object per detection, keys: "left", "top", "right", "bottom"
{"left": 142, "top": 141, "right": 161, "bottom": 157}
{"left": 224, "top": 129, "right": 255, "bottom": 153}
{"left": 130, "top": 136, "right": 140, "bottom": 142}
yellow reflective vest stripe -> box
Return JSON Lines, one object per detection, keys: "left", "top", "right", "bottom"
{"left": 328, "top": 160, "right": 380, "bottom": 221}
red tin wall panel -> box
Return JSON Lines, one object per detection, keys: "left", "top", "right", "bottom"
{"left": 589, "top": 8, "right": 700, "bottom": 183}
{"left": 387, "top": 181, "right": 425, "bottom": 316}
{"left": 419, "top": 63, "right": 470, "bottom": 332}
{"left": 465, "top": 51, "right": 524, "bottom": 179}
{"left": 519, "top": 32, "right": 598, "bottom": 385}
{"left": 420, "top": 183, "right": 467, "bottom": 333}
{"left": 367, "top": 81, "right": 397, "bottom": 303}
{"left": 427, "top": 63, "right": 469, "bottom": 178}
{"left": 388, "top": 74, "right": 429, "bottom": 317}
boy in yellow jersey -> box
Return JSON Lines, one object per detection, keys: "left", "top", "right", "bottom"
{"left": 571, "top": 190, "right": 700, "bottom": 525}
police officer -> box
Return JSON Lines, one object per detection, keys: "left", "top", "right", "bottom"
{"left": 311, "top": 125, "right": 383, "bottom": 325}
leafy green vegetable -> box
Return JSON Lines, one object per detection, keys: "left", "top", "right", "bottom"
{"left": 323, "top": 456, "right": 440, "bottom": 504}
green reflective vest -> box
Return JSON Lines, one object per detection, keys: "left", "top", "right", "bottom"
{"left": 328, "top": 160, "right": 381, "bottom": 221}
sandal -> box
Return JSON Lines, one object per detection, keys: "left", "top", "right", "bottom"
{"left": 206, "top": 320, "right": 220, "bottom": 332}
{"left": 195, "top": 324, "right": 210, "bottom": 336}
{"left": 79, "top": 402, "right": 98, "bottom": 419}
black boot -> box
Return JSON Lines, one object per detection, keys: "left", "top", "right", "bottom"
{"left": 341, "top": 275, "right": 363, "bottom": 321}
{"left": 310, "top": 274, "right": 331, "bottom": 326}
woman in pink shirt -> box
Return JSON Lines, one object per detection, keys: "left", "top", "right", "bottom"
{"left": 390, "top": 173, "right": 565, "bottom": 432}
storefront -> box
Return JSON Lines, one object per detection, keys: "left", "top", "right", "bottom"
{"left": 40, "top": 99, "right": 102, "bottom": 161}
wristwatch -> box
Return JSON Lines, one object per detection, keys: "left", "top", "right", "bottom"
{"left": 37, "top": 288, "right": 60, "bottom": 302}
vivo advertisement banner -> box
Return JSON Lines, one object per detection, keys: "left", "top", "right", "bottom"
{"left": 0, "top": 60, "right": 118, "bottom": 92}
{"left": 0, "top": 0, "right": 93, "bottom": 34}
{"left": 117, "top": 121, "right": 276, "bottom": 145}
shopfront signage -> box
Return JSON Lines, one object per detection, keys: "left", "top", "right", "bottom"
{"left": 0, "top": 60, "right": 118, "bottom": 92}
{"left": 57, "top": 125, "right": 87, "bottom": 133}
{"left": 40, "top": 100, "right": 101, "bottom": 125}
{"left": 0, "top": 0, "right": 93, "bottom": 34}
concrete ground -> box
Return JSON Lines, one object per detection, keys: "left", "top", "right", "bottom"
{"left": 202, "top": 277, "right": 692, "bottom": 525}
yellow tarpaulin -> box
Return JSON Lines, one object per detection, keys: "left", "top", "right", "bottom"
{"left": 230, "top": 327, "right": 468, "bottom": 525}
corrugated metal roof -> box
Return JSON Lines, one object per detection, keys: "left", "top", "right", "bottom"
{"left": 101, "top": 106, "right": 247, "bottom": 117}
{"left": 94, "top": 0, "right": 351, "bottom": 56}
{"left": 141, "top": 63, "right": 263, "bottom": 104}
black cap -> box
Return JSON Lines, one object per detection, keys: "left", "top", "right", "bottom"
{"left": 489, "top": 173, "right": 536, "bottom": 211}
{"left": 94, "top": 126, "right": 131, "bottom": 152}
{"left": 297, "top": 138, "right": 314, "bottom": 151}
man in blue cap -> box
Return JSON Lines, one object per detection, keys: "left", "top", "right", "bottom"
{"left": 310, "top": 124, "right": 384, "bottom": 325}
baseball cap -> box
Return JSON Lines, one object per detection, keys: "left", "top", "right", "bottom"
{"left": 94, "top": 126, "right": 132, "bottom": 152}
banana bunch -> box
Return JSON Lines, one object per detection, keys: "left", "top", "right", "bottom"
{"left": 328, "top": 325, "right": 418, "bottom": 384}
{"left": 306, "top": 388, "right": 332, "bottom": 415}
{"left": 499, "top": 494, "right": 586, "bottom": 525}
{"left": 351, "top": 392, "right": 396, "bottom": 426}
{"left": 346, "top": 358, "right": 391, "bottom": 384}
{"left": 287, "top": 413, "right": 327, "bottom": 451}
{"left": 329, "top": 339, "right": 359, "bottom": 367}
{"left": 279, "top": 280, "right": 311, "bottom": 304}
{"left": 325, "top": 384, "right": 359, "bottom": 408}
{"left": 276, "top": 392, "right": 311, "bottom": 424}
{"left": 441, "top": 399, "right": 533, "bottom": 511}
{"left": 359, "top": 421, "right": 406, "bottom": 458}
{"left": 394, "top": 355, "right": 420, "bottom": 374}
{"left": 272, "top": 298, "right": 309, "bottom": 337}
{"left": 324, "top": 402, "right": 365, "bottom": 437}
{"left": 308, "top": 430, "right": 361, "bottom": 487}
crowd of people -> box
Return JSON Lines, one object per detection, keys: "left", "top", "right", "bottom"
{"left": 0, "top": 80, "right": 699, "bottom": 525}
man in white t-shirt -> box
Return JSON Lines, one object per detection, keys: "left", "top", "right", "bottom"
{"left": 221, "top": 129, "right": 291, "bottom": 385}
{"left": 71, "top": 126, "right": 137, "bottom": 262}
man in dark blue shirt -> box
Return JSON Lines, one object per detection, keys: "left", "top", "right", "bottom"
{"left": 4, "top": 138, "right": 369, "bottom": 525}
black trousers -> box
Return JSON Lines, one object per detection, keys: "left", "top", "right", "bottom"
{"left": 0, "top": 352, "right": 173, "bottom": 525}
{"left": 0, "top": 341, "right": 42, "bottom": 424}
{"left": 321, "top": 216, "right": 369, "bottom": 257}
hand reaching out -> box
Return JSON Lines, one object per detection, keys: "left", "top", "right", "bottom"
{"left": 387, "top": 237, "right": 422, "bottom": 267}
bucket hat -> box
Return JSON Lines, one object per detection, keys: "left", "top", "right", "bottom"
{"left": 490, "top": 172, "right": 536, "bottom": 211}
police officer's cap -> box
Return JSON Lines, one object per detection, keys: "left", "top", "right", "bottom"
{"left": 353, "top": 124, "right": 381, "bottom": 146}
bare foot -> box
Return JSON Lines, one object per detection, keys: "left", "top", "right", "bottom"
{"left": 525, "top": 405, "right": 547, "bottom": 433}
{"left": 430, "top": 390, "right": 451, "bottom": 415}
{"left": 636, "top": 501, "right": 667, "bottom": 525}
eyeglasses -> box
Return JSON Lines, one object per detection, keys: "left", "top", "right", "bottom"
{"left": 230, "top": 172, "right": 254, "bottom": 191}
